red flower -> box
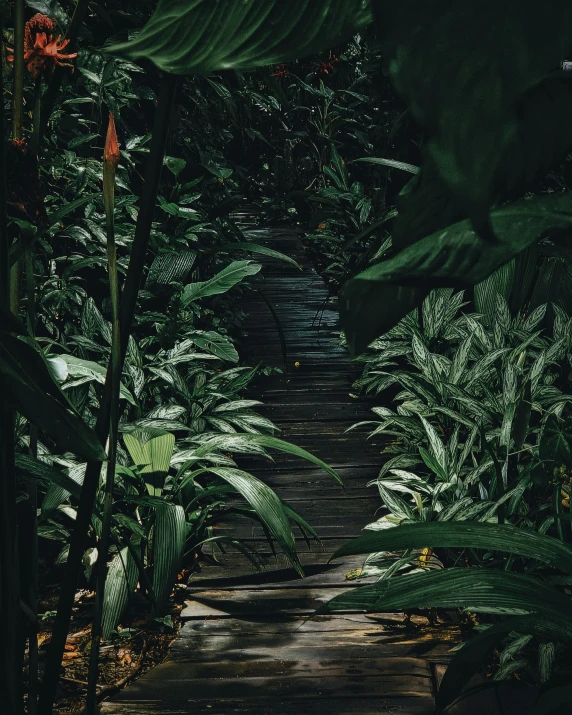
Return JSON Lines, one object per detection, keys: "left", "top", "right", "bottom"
{"left": 104, "top": 113, "right": 120, "bottom": 170}
{"left": 272, "top": 63, "right": 290, "bottom": 79}
{"left": 7, "top": 13, "right": 77, "bottom": 79}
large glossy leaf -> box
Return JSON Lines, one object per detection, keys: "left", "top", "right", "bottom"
{"left": 0, "top": 335, "right": 106, "bottom": 461}
{"left": 101, "top": 545, "right": 139, "bottom": 640}
{"left": 124, "top": 433, "right": 175, "bottom": 496}
{"left": 181, "top": 260, "right": 261, "bottom": 306}
{"left": 320, "top": 568, "right": 571, "bottom": 615}
{"left": 192, "top": 433, "right": 342, "bottom": 484}
{"left": 373, "top": 1, "right": 572, "bottom": 225}
{"left": 206, "top": 467, "right": 303, "bottom": 575}
{"left": 153, "top": 503, "right": 186, "bottom": 612}
{"left": 331, "top": 522, "right": 572, "bottom": 575}
{"left": 107, "top": 0, "right": 373, "bottom": 75}
{"left": 340, "top": 191, "right": 572, "bottom": 355}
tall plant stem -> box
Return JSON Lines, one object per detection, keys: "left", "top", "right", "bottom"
{"left": 37, "top": 73, "right": 177, "bottom": 715}
{"left": 1, "top": 11, "right": 22, "bottom": 714}
{"left": 10, "top": 0, "right": 25, "bottom": 316}
{"left": 85, "top": 114, "right": 121, "bottom": 715}
{"left": 12, "top": 0, "right": 25, "bottom": 142}
{"left": 24, "top": 249, "right": 39, "bottom": 715}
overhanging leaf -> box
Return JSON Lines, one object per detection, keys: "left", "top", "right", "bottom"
{"left": 206, "top": 467, "right": 303, "bottom": 575}
{"left": 340, "top": 191, "right": 572, "bottom": 355}
{"left": 320, "top": 568, "right": 571, "bottom": 616}
{"left": 107, "top": 0, "right": 373, "bottom": 75}
{"left": 330, "top": 522, "right": 572, "bottom": 575}
{"left": 0, "top": 336, "right": 106, "bottom": 461}
{"left": 374, "top": 1, "right": 572, "bottom": 225}
{"left": 192, "top": 433, "right": 342, "bottom": 484}
{"left": 15, "top": 454, "right": 82, "bottom": 498}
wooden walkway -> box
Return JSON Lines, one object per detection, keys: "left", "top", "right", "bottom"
{"left": 102, "top": 227, "right": 460, "bottom": 714}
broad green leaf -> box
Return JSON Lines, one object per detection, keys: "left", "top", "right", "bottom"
{"left": 102, "top": 545, "right": 139, "bottom": 639}
{"left": 124, "top": 432, "right": 175, "bottom": 496}
{"left": 340, "top": 191, "right": 572, "bottom": 356}
{"left": 374, "top": 1, "right": 572, "bottom": 224}
{"left": 192, "top": 433, "right": 341, "bottom": 484}
{"left": 330, "top": 522, "right": 572, "bottom": 575}
{"left": 0, "top": 335, "right": 106, "bottom": 461}
{"left": 153, "top": 504, "right": 186, "bottom": 612}
{"left": 107, "top": 0, "right": 373, "bottom": 75}
{"left": 61, "top": 355, "right": 136, "bottom": 405}
{"left": 206, "top": 467, "right": 303, "bottom": 575}
{"left": 189, "top": 331, "right": 239, "bottom": 363}
{"left": 182, "top": 261, "right": 261, "bottom": 306}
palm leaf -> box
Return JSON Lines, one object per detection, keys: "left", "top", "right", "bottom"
{"left": 153, "top": 503, "right": 186, "bottom": 612}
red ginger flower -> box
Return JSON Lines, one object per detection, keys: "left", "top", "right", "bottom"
{"left": 7, "top": 13, "right": 77, "bottom": 79}
{"left": 104, "top": 113, "right": 120, "bottom": 170}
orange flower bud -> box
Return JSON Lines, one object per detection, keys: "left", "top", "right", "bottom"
{"left": 104, "top": 113, "right": 120, "bottom": 169}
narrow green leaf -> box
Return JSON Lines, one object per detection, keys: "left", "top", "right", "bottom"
{"left": 15, "top": 454, "right": 82, "bottom": 498}
{"left": 206, "top": 467, "right": 303, "bottom": 575}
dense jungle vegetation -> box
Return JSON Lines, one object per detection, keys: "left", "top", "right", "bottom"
{"left": 2, "top": 1, "right": 572, "bottom": 714}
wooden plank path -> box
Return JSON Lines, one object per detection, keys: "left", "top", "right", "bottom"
{"left": 102, "top": 225, "right": 461, "bottom": 714}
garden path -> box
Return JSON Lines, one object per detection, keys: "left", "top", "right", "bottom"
{"left": 100, "top": 225, "right": 502, "bottom": 714}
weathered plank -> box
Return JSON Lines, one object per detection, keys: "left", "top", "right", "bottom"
{"left": 110, "top": 674, "right": 434, "bottom": 701}
{"left": 102, "top": 698, "right": 437, "bottom": 714}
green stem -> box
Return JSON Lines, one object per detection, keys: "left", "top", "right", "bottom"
{"left": 1, "top": 9, "right": 22, "bottom": 713}
{"left": 12, "top": 0, "right": 25, "bottom": 142}
{"left": 37, "top": 73, "right": 177, "bottom": 715}
{"left": 85, "top": 124, "right": 122, "bottom": 715}
{"left": 30, "top": 79, "right": 42, "bottom": 157}
{"left": 24, "top": 249, "right": 39, "bottom": 715}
